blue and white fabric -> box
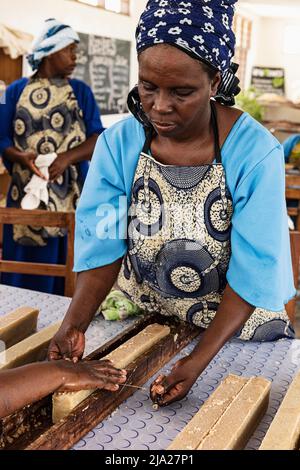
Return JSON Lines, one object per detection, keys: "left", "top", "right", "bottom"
{"left": 135, "top": 0, "right": 240, "bottom": 106}
{"left": 27, "top": 18, "right": 80, "bottom": 71}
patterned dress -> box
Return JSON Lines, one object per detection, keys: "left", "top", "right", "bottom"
{"left": 11, "top": 77, "right": 86, "bottom": 246}
{"left": 118, "top": 103, "right": 295, "bottom": 341}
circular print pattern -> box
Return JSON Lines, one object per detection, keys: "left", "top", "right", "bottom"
{"left": 30, "top": 87, "right": 50, "bottom": 109}
{"left": 37, "top": 136, "right": 57, "bottom": 155}
{"left": 155, "top": 239, "right": 219, "bottom": 298}
{"left": 130, "top": 177, "right": 165, "bottom": 237}
{"left": 204, "top": 188, "right": 232, "bottom": 242}
{"left": 187, "top": 301, "right": 219, "bottom": 325}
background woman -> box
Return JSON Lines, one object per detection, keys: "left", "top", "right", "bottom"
{"left": 0, "top": 19, "right": 104, "bottom": 295}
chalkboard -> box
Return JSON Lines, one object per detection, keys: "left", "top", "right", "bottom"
{"left": 251, "top": 66, "right": 285, "bottom": 96}
{"left": 73, "top": 33, "right": 131, "bottom": 115}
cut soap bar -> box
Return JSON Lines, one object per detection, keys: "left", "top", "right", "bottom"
{"left": 0, "top": 307, "right": 39, "bottom": 349}
{"left": 0, "top": 322, "right": 61, "bottom": 370}
{"left": 169, "top": 375, "right": 270, "bottom": 450}
{"left": 198, "top": 376, "right": 270, "bottom": 450}
{"left": 52, "top": 323, "right": 171, "bottom": 423}
{"left": 259, "top": 372, "right": 300, "bottom": 450}
{"left": 168, "top": 374, "right": 248, "bottom": 450}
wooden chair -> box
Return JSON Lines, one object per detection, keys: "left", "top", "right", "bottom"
{"left": 286, "top": 174, "right": 300, "bottom": 231}
{"left": 0, "top": 208, "right": 76, "bottom": 297}
{"left": 285, "top": 230, "right": 300, "bottom": 323}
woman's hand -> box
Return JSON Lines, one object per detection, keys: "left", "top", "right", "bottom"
{"left": 48, "top": 153, "right": 69, "bottom": 182}
{"left": 19, "top": 151, "right": 46, "bottom": 179}
{"left": 48, "top": 324, "right": 85, "bottom": 363}
{"left": 150, "top": 356, "right": 201, "bottom": 407}
{"left": 56, "top": 359, "right": 127, "bottom": 393}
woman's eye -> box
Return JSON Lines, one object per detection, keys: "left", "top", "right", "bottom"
{"left": 174, "top": 89, "right": 193, "bottom": 97}
{"left": 142, "top": 82, "right": 156, "bottom": 91}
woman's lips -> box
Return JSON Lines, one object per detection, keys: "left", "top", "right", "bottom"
{"left": 152, "top": 121, "right": 176, "bottom": 131}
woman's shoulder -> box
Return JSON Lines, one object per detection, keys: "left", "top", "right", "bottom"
{"left": 6, "top": 77, "right": 28, "bottom": 96}
{"left": 221, "top": 107, "right": 283, "bottom": 191}
{"left": 222, "top": 108, "right": 282, "bottom": 162}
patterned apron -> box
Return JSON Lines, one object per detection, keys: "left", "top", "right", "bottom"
{"left": 118, "top": 103, "right": 295, "bottom": 341}
{"left": 11, "top": 77, "right": 86, "bottom": 246}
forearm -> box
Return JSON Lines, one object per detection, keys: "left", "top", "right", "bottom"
{"left": 61, "top": 257, "right": 123, "bottom": 332}
{"left": 59, "top": 134, "right": 98, "bottom": 164}
{"left": 3, "top": 146, "right": 27, "bottom": 165}
{"left": 189, "top": 285, "right": 255, "bottom": 374}
{"left": 0, "top": 362, "right": 64, "bottom": 418}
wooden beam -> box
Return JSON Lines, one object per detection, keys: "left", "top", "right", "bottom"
{"left": 0, "top": 261, "right": 66, "bottom": 277}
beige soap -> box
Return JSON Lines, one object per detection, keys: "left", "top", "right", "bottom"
{"left": 0, "top": 307, "right": 39, "bottom": 349}
{"left": 168, "top": 374, "right": 249, "bottom": 450}
{"left": 259, "top": 372, "right": 300, "bottom": 450}
{"left": 0, "top": 322, "right": 61, "bottom": 370}
{"left": 198, "top": 376, "right": 270, "bottom": 450}
{"left": 52, "top": 323, "right": 171, "bottom": 423}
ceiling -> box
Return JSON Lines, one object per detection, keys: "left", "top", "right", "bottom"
{"left": 239, "top": 0, "right": 300, "bottom": 18}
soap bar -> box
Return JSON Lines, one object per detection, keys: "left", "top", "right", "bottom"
{"left": 105, "top": 323, "right": 171, "bottom": 368}
{"left": 0, "top": 322, "right": 61, "bottom": 370}
{"left": 259, "top": 372, "right": 300, "bottom": 450}
{"left": 52, "top": 323, "right": 171, "bottom": 423}
{"left": 168, "top": 374, "right": 248, "bottom": 450}
{"left": 198, "top": 376, "right": 270, "bottom": 450}
{"left": 0, "top": 307, "right": 39, "bottom": 349}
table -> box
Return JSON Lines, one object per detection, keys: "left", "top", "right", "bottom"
{"left": 1, "top": 284, "right": 300, "bottom": 451}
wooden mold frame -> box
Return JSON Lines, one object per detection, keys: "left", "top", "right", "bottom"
{"left": 0, "top": 314, "right": 200, "bottom": 450}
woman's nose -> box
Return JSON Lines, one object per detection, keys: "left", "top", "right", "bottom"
{"left": 153, "top": 91, "right": 173, "bottom": 114}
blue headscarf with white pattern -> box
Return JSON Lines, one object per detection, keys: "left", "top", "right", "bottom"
{"left": 27, "top": 19, "right": 80, "bottom": 71}
{"left": 135, "top": 0, "right": 240, "bottom": 106}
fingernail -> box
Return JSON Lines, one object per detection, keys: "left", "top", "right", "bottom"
{"left": 156, "top": 386, "right": 165, "bottom": 394}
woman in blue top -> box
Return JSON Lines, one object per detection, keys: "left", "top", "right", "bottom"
{"left": 49, "top": 1, "right": 295, "bottom": 406}
{"left": 0, "top": 19, "right": 104, "bottom": 295}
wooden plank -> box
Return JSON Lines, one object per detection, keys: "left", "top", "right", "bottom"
{"left": 0, "top": 261, "right": 66, "bottom": 277}
{"left": 0, "top": 208, "right": 71, "bottom": 228}
{"left": 0, "top": 315, "right": 199, "bottom": 450}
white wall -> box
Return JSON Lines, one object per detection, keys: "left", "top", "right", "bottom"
{"left": 0, "top": 0, "right": 148, "bottom": 126}
{"left": 236, "top": 3, "right": 262, "bottom": 90}
{"left": 253, "top": 17, "right": 300, "bottom": 101}
{"left": 237, "top": 2, "right": 300, "bottom": 100}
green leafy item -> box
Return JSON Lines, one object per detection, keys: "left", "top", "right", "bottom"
{"left": 100, "top": 290, "right": 142, "bottom": 321}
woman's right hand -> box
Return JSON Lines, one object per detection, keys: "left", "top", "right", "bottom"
{"left": 48, "top": 325, "right": 86, "bottom": 363}
{"left": 19, "top": 151, "right": 46, "bottom": 179}
{"left": 56, "top": 359, "right": 127, "bottom": 393}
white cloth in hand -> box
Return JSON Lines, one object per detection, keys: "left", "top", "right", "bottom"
{"left": 21, "top": 153, "right": 57, "bottom": 210}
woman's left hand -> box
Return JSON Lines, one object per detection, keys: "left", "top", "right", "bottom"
{"left": 150, "top": 355, "right": 201, "bottom": 406}
{"left": 48, "top": 154, "right": 70, "bottom": 182}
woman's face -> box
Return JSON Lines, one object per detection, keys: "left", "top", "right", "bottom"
{"left": 45, "top": 43, "right": 78, "bottom": 78}
{"left": 138, "top": 45, "right": 221, "bottom": 139}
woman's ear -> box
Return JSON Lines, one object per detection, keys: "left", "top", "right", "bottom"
{"left": 211, "top": 72, "right": 222, "bottom": 97}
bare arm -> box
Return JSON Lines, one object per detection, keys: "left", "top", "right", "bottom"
{"left": 48, "top": 257, "right": 123, "bottom": 361}
{"left": 48, "top": 134, "right": 98, "bottom": 181}
{"left": 3, "top": 147, "right": 44, "bottom": 178}
{"left": 0, "top": 359, "right": 127, "bottom": 419}
{"left": 151, "top": 285, "right": 255, "bottom": 405}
